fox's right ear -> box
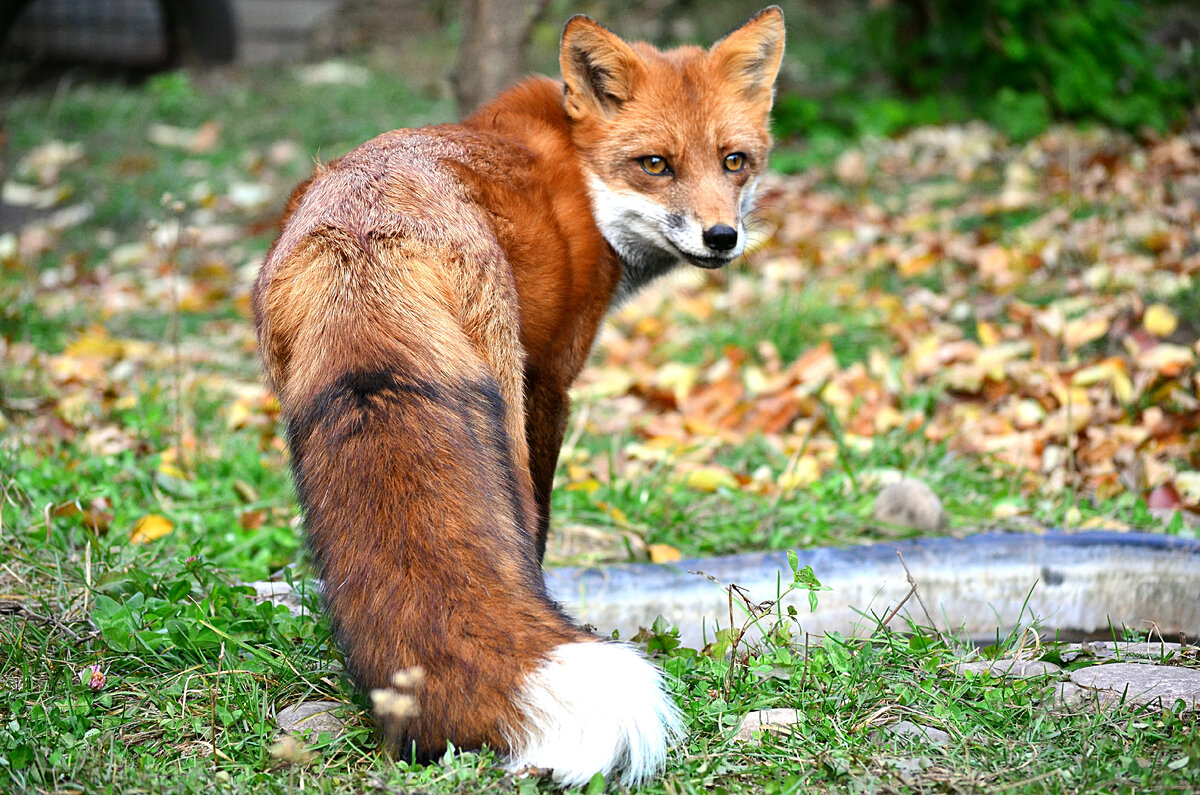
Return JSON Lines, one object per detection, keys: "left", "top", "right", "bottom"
{"left": 560, "top": 15, "right": 644, "bottom": 120}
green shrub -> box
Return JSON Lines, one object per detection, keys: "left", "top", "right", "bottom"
{"left": 867, "top": 0, "right": 1192, "bottom": 135}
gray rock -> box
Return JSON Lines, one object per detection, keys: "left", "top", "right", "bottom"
{"left": 880, "top": 755, "right": 931, "bottom": 776}
{"left": 872, "top": 478, "right": 946, "bottom": 531}
{"left": 276, "top": 701, "right": 347, "bottom": 738}
{"left": 1069, "top": 663, "right": 1200, "bottom": 712}
{"left": 733, "top": 708, "right": 801, "bottom": 742}
{"left": 955, "top": 659, "right": 1061, "bottom": 678}
{"left": 1051, "top": 681, "right": 1090, "bottom": 710}
{"left": 249, "top": 581, "right": 310, "bottom": 617}
{"left": 872, "top": 720, "right": 952, "bottom": 745}
{"left": 1106, "top": 641, "right": 1185, "bottom": 660}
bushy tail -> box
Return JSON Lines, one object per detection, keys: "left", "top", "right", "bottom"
{"left": 254, "top": 232, "right": 680, "bottom": 784}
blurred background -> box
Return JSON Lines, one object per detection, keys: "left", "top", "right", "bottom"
{"left": 3, "top": 1, "right": 1199, "bottom": 143}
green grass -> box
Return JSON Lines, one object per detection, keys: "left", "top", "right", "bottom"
{"left": 672, "top": 287, "right": 894, "bottom": 369}
{"left": 2, "top": 499, "right": 1198, "bottom": 793}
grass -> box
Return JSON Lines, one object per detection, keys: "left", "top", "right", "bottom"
{"left": 2, "top": 505, "right": 1199, "bottom": 792}
{"left": 3, "top": 56, "right": 1200, "bottom": 792}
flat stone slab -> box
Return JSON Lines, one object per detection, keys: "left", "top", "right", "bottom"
{"left": 872, "top": 720, "right": 951, "bottom": 745}
{"left": 955, "top": 659, "right": 1061, "bottom": 678}
{"left": 1059, "top": 640, "right": 1189, "bottom": 663}
{"left": 1069, "top": 663, "right": 1200, "bottom": 712}
{"left": 1112, "top": 641, "right": 1186, "bottom": 658}
{"left": 276, "top": 701, "right": 347, "bottom": 738}
{"left": 733, "top": 708, "right": 802, "bottom": 742}
{"left": 546, "top": 531, "right": 1200, "bottom": 649}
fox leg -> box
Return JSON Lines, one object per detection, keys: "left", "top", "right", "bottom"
{"left": 523, "top": 374, "right": 571, "bottom": 562}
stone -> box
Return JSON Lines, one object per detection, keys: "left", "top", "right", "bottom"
{"left": 276, "top": 701, "right": 347, "bottom": 738}
{"left": 872, "top": 478, "right": 946, "bottom": 531}
{"left": 955, "top": 659, "right": 1061, "bottom": 678}
{"left": 733, "top": 708, "right": 802, "bottom": 742}
{"left": 1051, "top": 681, "right": 1090, "bottom": 710}
{"left": 1107, "top": 641, "right": 1186, "bottom": 660}
{"left": 872, "top": 720, "right": 951, "bottom": 745}
{"left": 1069, "top": 663, "right": 1200, "bottom": 712}
{"left": 249, "top": 581, "right": 310, "bottom": 617}
{"left": 1059, "top": 640, "right": 1188, "bottom": 663}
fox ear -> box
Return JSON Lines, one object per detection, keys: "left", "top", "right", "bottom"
{"left": 710, "top": 6, "right": 785, "bottom": 104}
{"left": 560, "top": 15, "right": 643, "bottom": 120}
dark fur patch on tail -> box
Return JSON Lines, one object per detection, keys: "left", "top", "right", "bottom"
{"left": 287, "top": 367, "right": 548, "bottom": 597}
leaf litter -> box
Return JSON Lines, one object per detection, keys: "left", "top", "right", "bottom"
{"left": 3, "top": 121, "right": 1199, "bottom": 546}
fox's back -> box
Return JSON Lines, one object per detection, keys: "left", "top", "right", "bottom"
{"left": 262, "top": 127, "right": 516, "bottom": 286}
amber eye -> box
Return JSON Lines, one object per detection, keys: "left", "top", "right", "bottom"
{"left": 723, "top": 152, "right": 746, "bottom": 172}
{"left": 639, "top": 155, "right": 671, "bottom": 175}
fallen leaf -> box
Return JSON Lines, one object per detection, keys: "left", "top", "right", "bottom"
{"left": 1062, "top": 313, "right": 1110, "bottom": 350}
{"left": 1174, "top": 472, "right": 1200, "bottom": 507}
{"left": 239, "top": 509, "right": 266, "bottom": 530}
{"left": 1143, "top": 303, "right": 1178, "bottom": 337}
{"left": 129, "top": 514, "right": 173, "bottom": 544}
{"left": 778, "top": 456, "right": 821, "bottom": 491}
{"left": 1147, "top": 482, "right": 1181, "bottom": 511}
{"left": 647, "top": 543, "right": 682, "bottom": 563}
{"left": 682, "top": 467, "right": 739, "bottom": 493}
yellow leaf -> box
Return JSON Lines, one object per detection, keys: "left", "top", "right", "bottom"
{"left": 565, "top": 478, "right": 601, "bottom": 496}
{"left": 604, "top": 504, "right": 629, "bottom": 527}
{"left": 130, "top": 514, "right": 173, "bottom": 544}
{"left": 872, "top": 405, "right": 905, "bottom": 434}
{"left": 226, "top": 398, "right": 254, "bottom": 430}
{"left": 897, "top": 249, "right": 938, "bottom": 278}
{"left": 976, "top": 321, "right": 1001, "bottom": 348}
{"left": 1062, "top": 314, "right": 1109, "bottom": 350}
{"left": 683, "top": 467, "right": 739, "bottom": 493}
{"left": 64, "top": 327, "right": 124, "bottom": 360}
{"left": 1143, "top": 303, "right": 1178, "bottom": 337}
{"left": 648, "top": 543, "right": 682, "bottom": 563}
{"left": 654, "top": 361, "right": 700, "bottom": 405}
{"left": 991, "top": 502, "right": 1026, "bottom": 519}
{"left": 1072, "top": 359, "right": 1133, "bottom": 403}
{"left": 778, "top": 456, "right": 821, "bottom": 491}
{"left": 1176, "top": 472, "right": 1200, "bottom": 505}
{"left": 158, "top": 462, "right": 189, "bottom": 480}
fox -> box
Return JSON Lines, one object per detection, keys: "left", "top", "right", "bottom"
{"left": 252, "top": 7, "right": 784, "bottom": 787}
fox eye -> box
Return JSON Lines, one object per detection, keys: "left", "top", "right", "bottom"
{"left": 723, "top": 152, "right": 747, "bottom": 173}
{"left": 639, "top": 155, "right": 671, "bottom": 176}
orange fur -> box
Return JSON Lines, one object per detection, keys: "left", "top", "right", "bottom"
{"left": 252, "top": 7, "right": 784, "bottom": 781}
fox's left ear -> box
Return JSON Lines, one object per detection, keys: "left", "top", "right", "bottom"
{"left": 710, "top": 6, "right": 785, "bottom": 104}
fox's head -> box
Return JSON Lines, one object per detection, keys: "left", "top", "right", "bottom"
{"left": 560, "top": 7, "right": 785, "bottom": 296}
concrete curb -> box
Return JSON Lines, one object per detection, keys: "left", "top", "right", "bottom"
{"left": 543, "top": 531, "right": 1200, "bottom": 647}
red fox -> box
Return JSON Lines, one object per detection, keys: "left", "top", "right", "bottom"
{"left": 252, "top": 7, "right": 784, "bottom": 786}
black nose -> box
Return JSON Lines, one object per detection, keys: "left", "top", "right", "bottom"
{"left": 702, "top": 224, "right": 738, "bottom": 252}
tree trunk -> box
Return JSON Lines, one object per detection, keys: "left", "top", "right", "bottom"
{"left": 453, "top": 0, "right": 549, "bottom": 117}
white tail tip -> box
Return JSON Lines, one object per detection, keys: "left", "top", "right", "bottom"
{"left": 507, "top": 641, "right": 684, "bottom": 787}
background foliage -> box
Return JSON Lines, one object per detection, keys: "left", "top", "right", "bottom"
{"left": 766, "top": 0, "right": 1199, "bottom": 152}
